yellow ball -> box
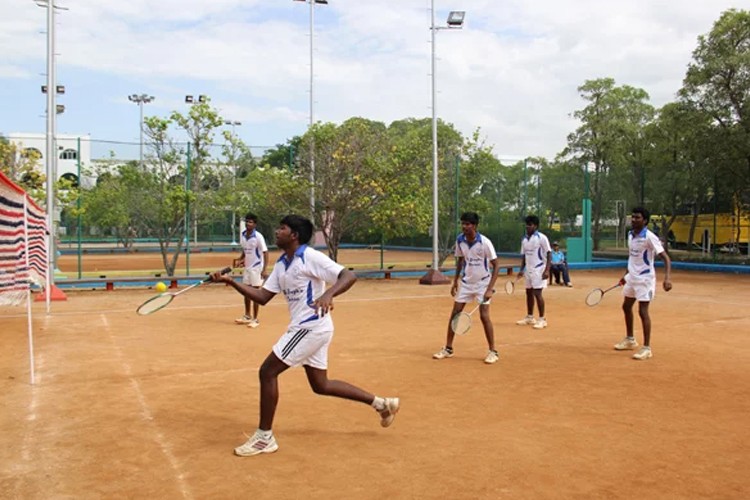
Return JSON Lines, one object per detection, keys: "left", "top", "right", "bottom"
{"left": 155, "top": 282, "right": 168, "bottom": 293}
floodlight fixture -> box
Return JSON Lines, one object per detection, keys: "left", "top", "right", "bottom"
{"left": 446, "top": 11, "right": 465, "bottom": 27}
{"left": 128, "top": 93, "right": 156, "bottom": 165}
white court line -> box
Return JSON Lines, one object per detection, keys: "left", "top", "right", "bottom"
{"left": 100, "top": 314, "right": 193, "bottom": 500}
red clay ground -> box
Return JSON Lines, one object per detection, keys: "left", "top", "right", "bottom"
{"left": 2, "top": 261, "right": 749, "bottom": 499}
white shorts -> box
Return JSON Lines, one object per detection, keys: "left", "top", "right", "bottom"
{"left": 456, "top": 279, "right": 493, "bottom": 304}
{"left": 242, "top": 268, "right": 262, "bottom": 287}
{"left": 623, "top": 278, "right": 656, "bottom": 302}
{"left": 524, "top": 267, "right": 548, "bottom": 290}
{"left": 272, "top": 327, "right": 333, "bottom": 370}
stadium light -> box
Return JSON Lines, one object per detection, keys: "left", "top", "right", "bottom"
{"left": 294, "top": 0, "right": 329, "bottom": 220}
{"left": 128, "top": 94, "right": 155, "bottom": 166}
{"left": 422, "top": 2, "right": 466, "bottom": 285}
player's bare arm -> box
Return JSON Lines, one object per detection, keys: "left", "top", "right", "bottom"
{"left": 485, "top": 257, "right": 500, "bottom": 301}
{"left": 542, "top": 251, "right": 551, "bottom": 280}
{"left": 211, "top": 270, "right": 276, "bottom": 305}
{"left": 517, "top": 256, "right": 526, "bottom": 279}
{"left": 313, "top": 269, "right": 357, "bottom": 315}
{"left": 451, "top": 256, "right": 464, "bottom": 297}
{"left": 659, "top": 251, "right": 673, "bottom": 291}
{"left": 261, "top": 251, "right": 270, "bottom": 279}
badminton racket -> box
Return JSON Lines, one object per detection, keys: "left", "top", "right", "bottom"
{"left": 585, "top": 282, "right": 622, "bottom": 307}
{"left": 136, "top": 267, "right": 231, "bottom": 315}
{"left": 450, "top": 290, "right": 495, "bottom": 335}
{"left": 504, "top": 274, "right": 522, "bottom": 295}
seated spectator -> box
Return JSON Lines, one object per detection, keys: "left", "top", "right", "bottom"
{"left": 550, "top": 242, "right": 572, "bottom": 287}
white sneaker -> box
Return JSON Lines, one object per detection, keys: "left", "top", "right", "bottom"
{"left": 484, "top": 350, "right": 499, "bottom": 364}
{"left": 614, "top": 337, "right": 639, "bottom": 350}
{"left": 516, "top": 316, "right": 536, "bottom": 326}
{"left": 234, "top": 431, "right": 279, "bottom": 457}
{"left": 247, "top": 319, "right": 260, "bottom": 329}
{"left": 533, "top": 318, "right": 548, "bottom": 329}
{"left": 234, "top": 315, "right": 252, "bottom": 325}
{"left": 378, "top": 398, "right": 400, "bottom": 427}
{"left": 632, "top": 347, "right": 653, "bottom": 360}
{"left": 432, "top": 347, "right": 454, "bottom": 359}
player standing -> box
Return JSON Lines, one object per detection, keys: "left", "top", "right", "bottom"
{"left": 212, "top": 214, "right": 399, "bottom": 457}
{"left": 613, "top": 207, "right": 672, "bottom": 360}
{"left": 516, "top": 215, "right": 552, "bottom": 329}
{"left": 232, "top": 213, "right": 268, "bottom": 328}
{"left": 433, "top": 212, "right": 501, "bottom": 364}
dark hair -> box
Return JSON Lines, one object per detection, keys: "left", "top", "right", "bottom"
{"left": 525, "top": 215, "right": 540, "bottom": 226}
{"left": 244, "top": 212, "right": 258, "bottom": 223}
{"left": 280, "top": 214, "right": 314, "bottom": 245}
{"left": 460, "top": 212, "right": 480, "bottom": 225}
{"left": 632, "top": 207, "right": 650, "bottom": 222}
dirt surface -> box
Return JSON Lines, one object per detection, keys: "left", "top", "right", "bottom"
{"left": 2, "top": 267, "right": 749, "bottom": 499}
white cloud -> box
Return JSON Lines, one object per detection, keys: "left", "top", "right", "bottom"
{"left": 0, "top": 0, "right": 743, "bottom": 158}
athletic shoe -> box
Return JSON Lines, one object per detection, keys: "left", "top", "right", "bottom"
{"left": 516, "top": 316, "right": 536, "bottom": 326}
{"left": 533, "top": 318, "right": 548, "bottom": 329}
{"left": 247, "top": 319, "right": 260, "bottom": 329}
{"left": 632, "top": 347, "right": 653, "bottom": 360}
{"left": 378, "top": 397, "right": 400, "bottom": 427}
{"left": 234, "top": 315, "right": 253, "bottom": 325}
{"left": 432, "top": 347, "right": 454, "bottom": 359}
{"left": 484, "top": 350, "right": 499, "bottom": 364}
{"left": 234, "top": 432, "right": 279, "bottom": 457}
{"left": 565, "top": 283, "right": 573, "bottom": 287}
{"left": 614, "top": 337, "right": 638, "bottom": 350}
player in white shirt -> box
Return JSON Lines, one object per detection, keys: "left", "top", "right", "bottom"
{"left": 212, "top": 215, "right": 399, "bottom": 457}
{"left": 515, "top": 215, "right": 552, "bottom": 329}
{"left": 231, "top": 213, "right": 269, "bottom": 328}
{"left": 613, "top": 207, "right": 672, "bottom": 360}
{"left": 433, "top": 212, "right": 501, "bottom": 364}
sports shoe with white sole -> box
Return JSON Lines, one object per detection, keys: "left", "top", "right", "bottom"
{"left": 247, "top": 319, "right": 260, "bottom": 329}
{"left": 614, "top": 337, "right": 639, "bottom": 350}
{"left": 378, "top": 397, "right": 400, "bottom": 427}
{"left": 516, "top": 316, "right": 536, "bottom": 326}
{"left": 234, "top": 432, "right": 279, "bottom": 457}
{"left": 432, "top": 347, "right": 454, "bottom": 359}
{"left": 235, "top": 315, "right": 253, "bottom": 325}
{"left": 484, "top": 350, "right": 499, "bottom": 364}
{"left": 632, "top": 347, "right": 653, "bottom": 360}
{"left": 533, "top": 318, "right": 548, "bottom": 330}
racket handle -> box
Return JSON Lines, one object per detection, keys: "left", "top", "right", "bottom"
{"left": 204, "top": 267, "right": 233, "bottom": 282}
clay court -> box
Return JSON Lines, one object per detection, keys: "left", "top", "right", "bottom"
{"left": 1, "top": 249, "right": 749, "bottom": 499}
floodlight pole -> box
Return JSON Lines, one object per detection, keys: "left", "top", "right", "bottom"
{"left": 294, "top": 0, "right": 328, "bottom": 220}
{"left": 128, "top": 94, "right": 155, "bottom": 166}
{"left": 421, "top": 2, "right": 464, "bottom": 285}
{"left": 43, "top": 0, "right": 57, "bottom": 294}
{"left": 224, "top": 120, "right": 242, "bottom": 246}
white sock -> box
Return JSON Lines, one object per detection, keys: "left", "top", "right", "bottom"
{"left": 371, "top": 396, "right": 385, "bottom": 411}
{"left": 257, "top": 429, "right": 273, "bottom": 439}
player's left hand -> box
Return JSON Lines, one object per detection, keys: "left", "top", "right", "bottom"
{"left": 663, "top": 279, "right": 672, "bottom": 292}
{"left": 313, "top": 292, "right": 335, "bottom": 316}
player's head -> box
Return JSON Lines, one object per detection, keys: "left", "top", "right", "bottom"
{"left": 631, "top": 207, "right": 650, "bottom": 223}
{"left": 524, "top": 215, "right": 539, "bottom": 235}
{"left": 280, "top": 214, "right": 314, "bottom": 245}
{"left": 243, "top": 212, "right": 258, "bottom": 226}
{"left": 460, "top": 212, "right": 479, "bottom": 237}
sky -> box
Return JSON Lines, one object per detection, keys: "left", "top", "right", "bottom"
{"left": 0, "top": 0, "right": 745, "bottom": 161}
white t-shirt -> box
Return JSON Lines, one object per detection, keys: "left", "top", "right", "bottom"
{"left": 521, "top": 231, "right": 551, "bottom": 270}
{"left": 241, "top": 229, "right": 268, "bottom": 271}
{"left": 627, "top": 228, "right": 664, "bottom": 280}
{"left": 263, "top": 245, "right": 344, "bottom": 332}
{"left": 455, "top": 232, "right": 497, "bottom": 284}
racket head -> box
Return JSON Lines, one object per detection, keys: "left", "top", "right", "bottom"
{"left": 585, "top": 288, "right": 604, "bottom": 307}
{"left": 504, "top": 280, "right": 515, "bottom": 295}
{"left": 450, "top": 312, "right": 472, "bottom": 335}
{"left": 136, "top": 293, "right": 174, "bottom": 315}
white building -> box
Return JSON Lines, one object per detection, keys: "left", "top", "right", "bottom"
{"left": 6, "top": 132, "right": 92, "bottom": 187}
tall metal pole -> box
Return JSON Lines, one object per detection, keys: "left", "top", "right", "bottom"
{"left": 139, "top": 101, "right": 144, "bottom": 166}
{"left": 45, "top": 0, "right": 57, "bottom": 293}
{"left": 430, "top": 0, "right": 439, "bottom": 272}
{"left": 308, "top": 0, "right": 316, "bottom": 220}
